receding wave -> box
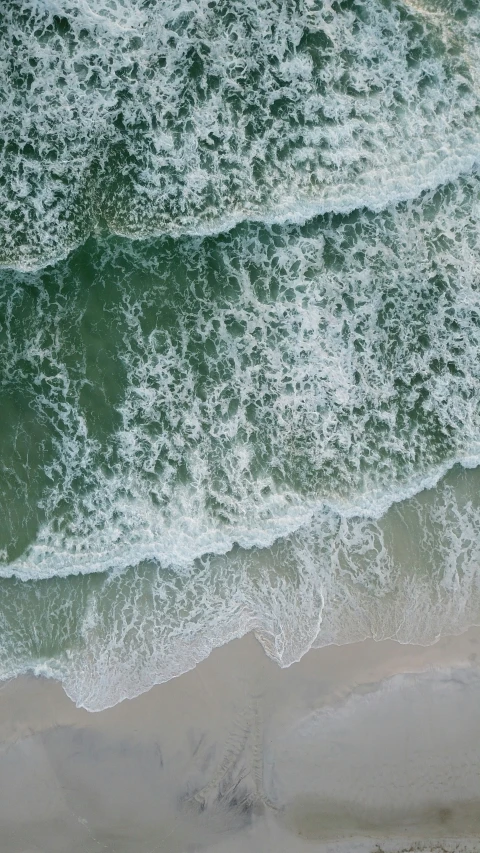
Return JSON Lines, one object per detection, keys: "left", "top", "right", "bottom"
{"left": 1, "top": 465, "right": 480, "bottom": 711}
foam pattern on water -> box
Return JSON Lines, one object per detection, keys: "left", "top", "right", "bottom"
{"left": 0, "top": 466, "right": 479, "bottom": 710}
{"left": 1, "top": 0, "right": 480, "bottom": 268}
{"left": 1, "top": 174, "right": 480, "bottom": 579}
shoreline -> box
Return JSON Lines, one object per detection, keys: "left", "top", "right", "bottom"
{"left": 1, "top": 629, "right": 480, "bottom": 852}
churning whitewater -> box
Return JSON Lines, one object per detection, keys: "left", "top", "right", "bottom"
{"left": 1, "top": 0, "right": 480, "bottom": 710}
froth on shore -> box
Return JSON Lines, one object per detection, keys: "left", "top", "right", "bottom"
{"left": 1, "top": 628, "right": 480, "bottom": 853}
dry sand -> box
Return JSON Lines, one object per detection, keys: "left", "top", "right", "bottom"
{"left": 1, "top": 629, "right": 480, "bottom": 853}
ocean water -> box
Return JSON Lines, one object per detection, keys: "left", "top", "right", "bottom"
{"left": 1, "top": 0, "right": 480, "bottom": 710}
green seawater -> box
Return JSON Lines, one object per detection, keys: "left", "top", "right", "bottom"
{"left": 0, "top": 0, "right": 480, "bottom": 708}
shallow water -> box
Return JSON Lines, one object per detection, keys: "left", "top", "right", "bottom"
{"left": 1, "top": 0, "right": 480, "bottom": 709}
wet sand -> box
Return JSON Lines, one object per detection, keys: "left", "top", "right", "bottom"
{"left": 1, "top": 629, "right": 480, "bottom": 853}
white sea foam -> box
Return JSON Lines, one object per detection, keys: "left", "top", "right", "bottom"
{"left": 8, "top": 464, "right": 478, "bottom": 711}
{"left": 1, "top": 0, "right": 480, "bottom": 269}
{"left": 2, "top": 172, "right": 480, "bottom": 582}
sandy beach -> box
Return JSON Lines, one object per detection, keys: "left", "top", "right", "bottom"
{"left": 1, "top": 630, "right": 480, "bottom": 853}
